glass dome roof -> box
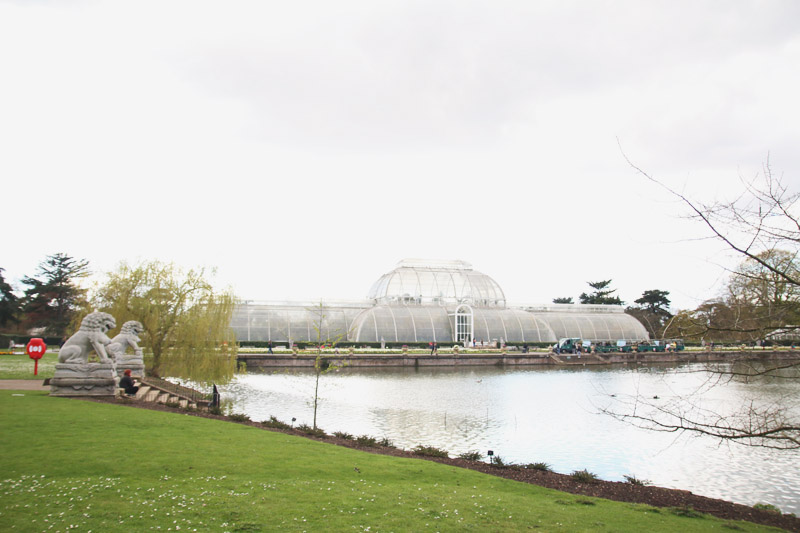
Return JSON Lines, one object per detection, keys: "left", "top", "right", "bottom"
{"left": 367, "top": 259, "right": 506, "bottom": 307}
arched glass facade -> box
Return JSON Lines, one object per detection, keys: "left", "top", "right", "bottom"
{"left": 349, "top": 305, "right": 450, "bottom": 343}
{"left": 232, "top": 302, "right": 367, "bottom": 343}
{"left": 536, "top": 312, "right": 646, "bottom": 341}
{"left": 521, "top": 304, "right": 648, "bottom": 342}
{"left": 471, "top": 308, "right": 558, "bottom": 344}
{"left": 231, "top": 260, "right": 650, "bottom": 344}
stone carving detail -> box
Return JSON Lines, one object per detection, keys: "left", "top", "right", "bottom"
{"left": 57, "top": 312, "right": 117, "bottom": 364}
{"left": 108, "top": 320, "right": 145, "bottom": 379}
{"left": 51, "top": 312, "right": 119, "bottom": 397}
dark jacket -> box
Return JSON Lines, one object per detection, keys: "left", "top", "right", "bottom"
{"left": 120, "top": 375, "right": 137, "bottom": 394}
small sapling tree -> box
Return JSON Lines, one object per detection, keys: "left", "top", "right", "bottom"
{"left": 308, "top": 300, "right": 350, "bottom": 430}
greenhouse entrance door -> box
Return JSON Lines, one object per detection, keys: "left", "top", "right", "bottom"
{"left": 454, "top": 305, "right": 474, "bottom": 345}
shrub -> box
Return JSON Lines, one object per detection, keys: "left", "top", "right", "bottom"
{"left": 296, "top": 424, "right": 327, "bottom": 438}
{"left": 412, "top": 445, "right": 449, "bottom": 458}
{"left": 228, "top": 413, "right": 251, "bottom": 422}
{"left": 457, "top": 451, "right": 483, "bottom": 461}
{"left": 753, "top": 503, "right": 782, "bottom": 514}
{"left": 164, "top": 400, "right": 181, "bottom": 409}
{"left": 208, "top": 406, "right": 223, "bottom": 416}
{"left": 261, "top": 416, "right": 291, "bottom": 430}
{"left": 570, "top": 469, "right": 600, "bottom": 484}
{"left": 490, "top": 455, "right": 508, "bottom": 467}
{"left": 355, "top": 435, "right": 378, "bottom": 447}
{"left": 524, "top": 462, "right": 552, "bottom": 472}
{"left": 333, "top": 431, "right": 354, "bottom": 440}
{"left": 377, "top": 437, "right": 395, "bottom": 448}
{"left": 623, "top": 474, "right": 651, "bottom": 486}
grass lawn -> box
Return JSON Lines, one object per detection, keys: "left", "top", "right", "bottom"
{"left": 0, "top": 352, "right": 58, "bottom": 379}
{"left": 0, "top": 391, "right": 782, "bottom": 532}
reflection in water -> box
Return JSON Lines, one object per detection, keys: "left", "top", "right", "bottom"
{"left": 220, "top": 363, "right": 800, "bottom": 513}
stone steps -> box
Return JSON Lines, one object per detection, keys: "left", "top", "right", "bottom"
{"left": 135, "top": 385, "right": 151, "bottom": 400}
{"left": 118, "top": 379, "right": 202, "bottom": 410}
{"left": 125, "top": 384, "right": 198, "bottom": 409}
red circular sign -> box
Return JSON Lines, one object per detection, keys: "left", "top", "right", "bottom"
{"left": 26, "top": 338, "right": 46, "bottom": 360}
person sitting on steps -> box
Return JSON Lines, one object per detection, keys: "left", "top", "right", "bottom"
{"left": 119, "top": 369, "right": 139, "bottom": 396}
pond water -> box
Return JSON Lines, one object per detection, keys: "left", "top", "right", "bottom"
{"left": 217, "top": 363, "right": 800, "bottom": 513}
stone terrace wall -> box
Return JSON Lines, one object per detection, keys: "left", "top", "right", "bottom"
{"left": 238, "top": 350, "right": 800, "bottom": 369}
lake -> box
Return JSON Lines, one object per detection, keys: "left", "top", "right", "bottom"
{"left": 216, "top": 362, "right": 800, "bottom": 514}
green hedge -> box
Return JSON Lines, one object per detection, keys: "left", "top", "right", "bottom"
{"left": 0, "top": 333, "right": 62, "bottom": 347}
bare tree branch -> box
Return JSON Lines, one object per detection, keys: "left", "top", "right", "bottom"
{"left": 619, "top": 142, "right": 800, "bottom": 288}
{"left": 612, "top": 145, "right": 800, "bottom": 450}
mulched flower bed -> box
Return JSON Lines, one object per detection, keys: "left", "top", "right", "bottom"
{"left": 86, "top": 396, "right": 800, "bottom": 532}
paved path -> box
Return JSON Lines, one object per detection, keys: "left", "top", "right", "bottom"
{"left": 0, "top": 379, "right": 50, "bottom": 391}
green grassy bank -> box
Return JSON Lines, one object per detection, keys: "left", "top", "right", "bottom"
{"left": 0, "top": 391, "right": 781, "bottom": 532}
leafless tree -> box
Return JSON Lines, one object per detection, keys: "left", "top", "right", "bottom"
{"left": 622, "top": 150, "right": 800, "bottom": 340}
{"left": 612, "top": 149, "right": 800, "bottom": 449}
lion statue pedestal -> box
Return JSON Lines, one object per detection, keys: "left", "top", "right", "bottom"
{"left": 114, "top": 357, "right": 145, "bottom": 380}
{"left": 108, "top": 320, "right": 146, "bottom": 379}
{"left": 50, "top": 312, "right": 120, "bottom": 397}
{"left": 49, "top": 362, "right": 118, "bottom": 397}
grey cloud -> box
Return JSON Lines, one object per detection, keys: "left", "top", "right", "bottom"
{"left": 170, "top": 1, "right": 800, "bottom": 150}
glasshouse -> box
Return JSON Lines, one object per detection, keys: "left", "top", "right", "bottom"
{"left": 231, "top": 259, "right": 649, "bottom": 345}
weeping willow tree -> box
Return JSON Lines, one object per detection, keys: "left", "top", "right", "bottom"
{"left": 90, "top": 261, "right": 237, "bottom": 383}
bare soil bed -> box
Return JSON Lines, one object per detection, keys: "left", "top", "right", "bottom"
{"left": 87, "top": 396, "right": 800, "bottom": 532}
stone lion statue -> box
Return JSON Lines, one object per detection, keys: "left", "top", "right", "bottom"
{"left": 107, "top": 321, "right": 144, "bottom": 359}
{"left": 58, "top": 312, "right": 117, "bottom": 364}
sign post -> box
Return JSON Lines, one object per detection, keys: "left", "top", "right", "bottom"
{"left": 26, "top": 338, "right": 46, "bottom": 376}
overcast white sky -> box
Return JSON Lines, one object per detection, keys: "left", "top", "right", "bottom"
{"left": 2, "top": 0, "right": 799, "bottom": 311}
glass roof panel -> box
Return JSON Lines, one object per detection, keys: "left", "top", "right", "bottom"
{"left": 367, "top": 258, "right": 506, "bottom": 307}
